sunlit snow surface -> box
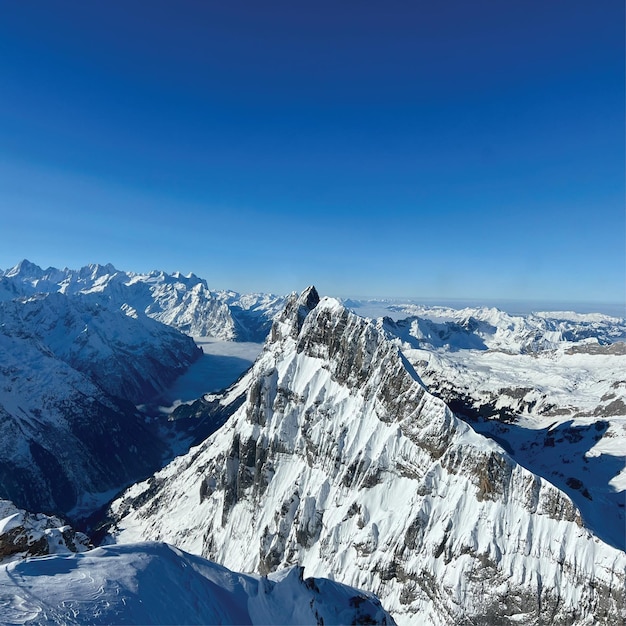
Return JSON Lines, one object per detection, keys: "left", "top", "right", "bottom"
{"left": 361, "top": 303, "right": 626, "bottom": 551}
{"left": 0, "top": 542, "right": 394, "bottom": 625}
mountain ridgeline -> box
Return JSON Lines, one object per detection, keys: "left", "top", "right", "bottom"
{"left": 1, "top": 259, "right": 623, "bottom": 625}
{"left": 0, "top": 260, "right": 287, "bottom": 517}
{"left": 0, "top": 259, "right": 285, "bottom": 341}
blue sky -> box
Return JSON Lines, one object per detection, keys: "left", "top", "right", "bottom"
{"left": 0, "top": 1, "right": 623, "bottom": 304}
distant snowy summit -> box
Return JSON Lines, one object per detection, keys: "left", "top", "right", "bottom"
{"left": 0, "top": 259, "right": 286, "bottom": 341}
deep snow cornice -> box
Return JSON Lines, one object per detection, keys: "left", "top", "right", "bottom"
{"left": 109, "top": 288, "right": 626, "bottom": 625}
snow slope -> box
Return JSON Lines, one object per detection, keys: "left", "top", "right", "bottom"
{"left": 375, "top": 307, "right": 626, "bottom": 551}
{"left": 0, "top": 261, "right": 274, "bottom": 520}
{"left": 107, "top": 288, "right": 626, "bottom": 625}
{"left": 0, "top": 324, "right": 166, "bottom": 515}
{"left": 0, "top": 541, "right": 395, "bottom": 625}
{"left": 0, "top": 292, "right": 200, "bottom": 404}
{"left": 0, "top": 290, "right": 203, "bottom": 516}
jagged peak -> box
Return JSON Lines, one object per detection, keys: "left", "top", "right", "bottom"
{"left": 294, "top": 294, "right": 433, "bottom": 399}
{"left": 98, "top": 262, "right": 118, "bottom": 274}
{"left": 273, "top": 285, "right": 320, "bottom": 339}
{"left": 105, "top": 285, "right": 626, "bottom": 625}
{"left": 79, "top": 262, "right": 118, "bottom": 278}
{"left": 5, "top": 259, "right": 44, "bottom": 278}
{"left": 298, "top": 285, "right": 320, "bottom": 311}
{"left": 295, "top": 286, "right": 321, "bottom": 331}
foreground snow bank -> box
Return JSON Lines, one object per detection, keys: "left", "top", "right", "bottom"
{"left": 0, "top": 541, "right": 395, "bottom": 625}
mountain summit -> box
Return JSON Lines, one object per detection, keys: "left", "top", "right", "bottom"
{"left": 0, "top": 260, "right": 286, "bottom": 341}
{"left": 108, "top": 289, "right": 626, "bottom": 625}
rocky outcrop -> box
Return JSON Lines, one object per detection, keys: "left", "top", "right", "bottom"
{"left": 380, "top": 309, "right": 626, "bottom": 553}
{"left": 0, "top": 500, "right": 91, "bottom": 564}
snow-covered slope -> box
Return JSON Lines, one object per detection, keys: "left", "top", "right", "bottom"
{"left": 375, "top": 307, "right": 626, "bottom": 551}
{"left": 0, "top": 292, "right": 200, "bottom": 403}
{"left": 0, "top": 541, "right": 395, "bottom": 625}
{"left": 374, "top": 305, "right": 626, "bottom": 353}
{"left": 0, "top": 262, "right": 281, "bottom": 521}
{"left": 222, "top": 290, "right": 287, "bottom": 342}
{"left": 0, "top": 287, "right": 204, "bottom": 517}
{"left": 0, "top": 323, "right": 166, "bottom": 515}
{"left": 2, "top": 260, "right": 285, "bottom": 341}
{"left": 107, "top": 288, "right": 626, "bottom": 625}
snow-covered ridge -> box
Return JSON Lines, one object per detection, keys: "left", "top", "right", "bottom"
{"left": 0, "top": 291, "right": 200, "bottom": 403}
{"left": 0, "top": 541, "right": 395, "bottom": 625}
{"left": 107, "top": 287, "right": 626, "bottom": 625}
{"left": 373, "top": 305, "right": 626, "bottom": 354}
{"left": 0, "top": 286, "right": 203, "bottom": 516}
{"left": 369, "top": 304, "right": 626, "bottom": 552}
{"left": 1, "top": 259, "right": 286, "bottom": 341}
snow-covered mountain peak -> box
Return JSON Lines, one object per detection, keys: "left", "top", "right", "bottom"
{"left": 4, "top": 258, "right": 45, "bottom": 279}
{"left": 1, "top": 259, "right": 285, "bottom": 341}
{"left": 271, "top": 285, "right": 321, "bottom": 340}
{"left": 81, "top": 262, "right": 118, "bottom": 277}
{"left": 108, "top": 289, "right": 625, "bottom": 625}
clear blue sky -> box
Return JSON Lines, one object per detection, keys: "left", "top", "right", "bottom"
{"left": 0, "top": 1, "right": 623, "bottom": 304}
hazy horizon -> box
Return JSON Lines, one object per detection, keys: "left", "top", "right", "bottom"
{"left": 2, "top": 256, "right": 623, "bottom": 318}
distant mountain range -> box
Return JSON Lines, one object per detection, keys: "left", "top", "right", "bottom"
{"left": 0, "top": 261, "right": 624, "bottom": 625}
{"left": 0, "top": 260, "right": 289, "bottom": 517}
{"left": 1, "top": 259, "right": 286, "bottom": 341}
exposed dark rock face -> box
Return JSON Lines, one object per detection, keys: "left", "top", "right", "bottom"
{"left": 0, "top": 500, "right": 91, "bottom": 563}
{"left": 271, "top": 285, "right": 320, "bottom": 340}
